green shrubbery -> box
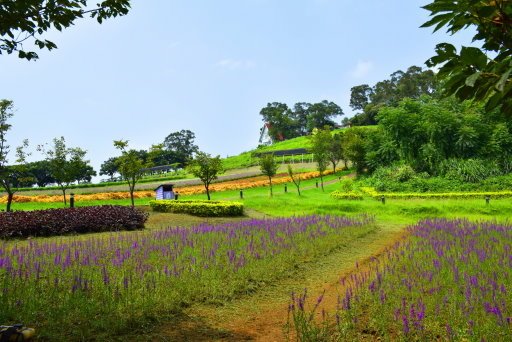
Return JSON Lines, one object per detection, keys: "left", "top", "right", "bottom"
{"left": 150, "top": 200, "right": 244, "bottom": 217}
{"left": 360, "top": 163, "right": 512, "bottom": 193}
{"left": 374, "top": 191, "right": 512, "bottom": 200}
{"left": 330, "top": 190, "right": 363, "bottom": 200}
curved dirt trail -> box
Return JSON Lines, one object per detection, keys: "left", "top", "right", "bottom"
{"left": 159, "top": 225, "right": 407, "bottom": 341}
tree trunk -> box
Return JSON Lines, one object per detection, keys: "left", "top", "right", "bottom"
{"left": 6, "top": 192, "right": 13, "bottom": 212}
{"left": 332, "top": 161, "right": 336, "bottom": 173}
{"left": 129, "top": 182, "right": 135, "bottom": 207}
{"left": 344, "top": 160, "right": 348, "bottom": 169}
{"left": 269, "top": 176, "right": 273, "bottom": 197}
{"left": 61, "top": 186, "right": 67, "bottom": 206}
{"left": 320, "top": 173, "right": 324, "bottom": 191}
{"left": 206, "top": 184, "right": 211, "bottom": 200}
{"left": 296, "top": 185, "right": 301, "bottom": 196}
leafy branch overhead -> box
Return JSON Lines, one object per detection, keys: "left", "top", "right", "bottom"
{"left": 422, "top": 0, "right": 512, "bottom": 114}
{"left": 0, "top": 0, "right": 131, "bottom": 60}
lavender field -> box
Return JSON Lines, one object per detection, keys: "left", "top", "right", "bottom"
{"left": 289, "top": 218, "right": 512, "bottom": 341}
{"left": 0, "top": 215, "right": 374, "bottom": 340}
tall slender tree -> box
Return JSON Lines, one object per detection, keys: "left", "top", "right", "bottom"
{"left": 259, "top": 153, "right": 279, "bottom": 197}
{"left": 114, "top": 140, "right": 146, "bottom": 206}
{"left": 0, "top": 100, "right": 32, "bottom": 211}
{"left": 309, "top": 128, "right": 332, "bottom": 191}
{"left": 187, "top": 152, "right": 223, "bottom": 200}
{"left": 42, "top": 137, "right": 90, "bottom": 206}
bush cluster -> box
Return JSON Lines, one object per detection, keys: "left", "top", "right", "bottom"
{"left": 0, "top": 206, "right": 148, "bottom": 239}
{"left": 359, "top": 187, "right": 512, "bottom": 200}
{"left": 150, "top": 200, "right": 244, "bottom": 217}
{"left": 330, "top": 190, "right": 363, "bottom": 200}
{"left": 362, "top": 164, "right": 512, "bottom": 193}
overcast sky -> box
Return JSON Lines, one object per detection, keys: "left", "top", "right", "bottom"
{"left": 0, "top": 0, "right": 474, "bottom": 178}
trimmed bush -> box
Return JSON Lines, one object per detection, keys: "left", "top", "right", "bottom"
{"left": 0, "top": 206, "right": 149, "bottom": 239}
{"left": 330, "top": 190, "right": 363, "bottom": 200}
{"left": 359, "top": 187, "right": 512, "bottom": 200}
{"left": 150, "top": 200, "right": 244, "bottom": 217}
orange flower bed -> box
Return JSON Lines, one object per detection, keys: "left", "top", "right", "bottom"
{"left": 0, "top": 170, "right": 332, "bottom": 203}
{"left": 174, "top": 170, "right": 334, "bottom": 195}
{"left": 0, "top": 191, "right": 154, "bottom": 204}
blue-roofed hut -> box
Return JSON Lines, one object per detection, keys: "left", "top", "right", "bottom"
{"left": 155, "top": 184, "right": 175, "bottom": 200}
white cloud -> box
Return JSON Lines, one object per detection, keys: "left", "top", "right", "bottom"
{"left": 216, "top": 59, "right": 256, "bottom": 70}
{"left": 351, "top": 60, "right": 374, "bottom": 79}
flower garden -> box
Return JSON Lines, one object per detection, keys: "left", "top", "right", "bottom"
{"left": 1, "top": 168, "right": 512, "bottom": 340}
{"left": 288, "top": 218, "right": 512, "bottom": 341}
{"left": 0, "top": 214, "right": 373, "bottom": 340}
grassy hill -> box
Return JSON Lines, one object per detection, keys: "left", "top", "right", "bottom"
{"left": 222, "top": 129, "right": 345, "bottom": 170}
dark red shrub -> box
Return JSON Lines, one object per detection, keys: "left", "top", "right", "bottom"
{"left": 0, "top": 206, "right": 149, "bottom": 239}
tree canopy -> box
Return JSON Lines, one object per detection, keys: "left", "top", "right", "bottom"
{"left": 260, "top": 100, "right": 343, "bottom": 141}
{"left": 422, "top": 0, "right": 512, "bottom": 114}
{"left": 348, "top": 66, "right": 436, "bottom": 126}
{"left": 0, "top": 0, "right": 131, "bottom": 60}
{"left": 42, "top": 136, "right": 92, "bottom": 205}
{"left": 114, "top": 139, "right": 147, "bottom": 206}
{"left": 259, "top": 154, "right": 279, "bottom": 197}
{"left": 163, "top": 129, "right": 199, "bottom": 167}
{"left": 186, "top": 152, "right": 223, "bottom": 201}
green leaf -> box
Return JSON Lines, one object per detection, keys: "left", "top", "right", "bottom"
{"left": 460, "top": 46, "right": 488, "bottom": 69}
{"left": 465, "top": 72, "right": 481, "bottom": 87}
{"left": 496, "top": 68, "right": 512, "bottom": 92}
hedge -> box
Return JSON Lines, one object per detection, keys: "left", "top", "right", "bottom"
{"left": 374, "top": 191, "right": 512, "bottom": 200}
{"left": 330, "top": 190, "right": 363, "bottom": 200}
{"left": 150, "top": 200, "right": 244, "bottom": 217}
{"left": 359, "top": 187, "right": 512, "bottom": 200}
{"left": 0, "top": 206, "right": 149, "bottom": 239}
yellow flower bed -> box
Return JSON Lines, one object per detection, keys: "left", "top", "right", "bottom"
{"left": 0, "top": 191, "right": 154, "bottom": 204}
{"left": 174, "top": 170, "right": 334, "bottom": 195}
{"left": 0, "top": 170, "right": 333, "bottom": 203}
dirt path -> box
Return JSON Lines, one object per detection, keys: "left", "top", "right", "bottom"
{"left": 157, "top": 223, "right": 406, "bottom": 341}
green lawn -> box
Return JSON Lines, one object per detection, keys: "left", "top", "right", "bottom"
{"left": 8, "top": 168, "right": 512, "bottom": 228}
{"left": 2, "top": 168, "right": 512, "bottom": 340}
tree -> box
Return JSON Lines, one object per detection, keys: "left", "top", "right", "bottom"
{"left": 259, "top": 102, "right": 296, "bottom": 141}
{"left": 309, "top": 128, "right": 331, "bottom": 191}
{"left": 259, "top": 153, "right": 279, "bottom": 197}
{"left": 28, "top": 160, "right": 56, "bottom": 186}
{"left": 148, "top": 143, "right": 174, "bottom": 166}
{"left": 306, "top": 100, "right": 343, "bottom": 132}
{"left": 422, "top": 0, "right": 512, "bottom": 114}
{"left": 1, "top": 0, "right": 131, "bottom": 60}
{"left": 287, "top": 164, "right": 302, "bottom": 196}
{"left": 163, "top": 130, "right": 199, "bottom": 167}
{"left": 348, "top": 66, "right": 436, "bottom": 126}
{"left": 328, "top": 133, "right": 344, "bottom": 173}
{"left": 291, "top": 102, "right": 311, "bottom": 136}
{"left": 186, "top": 152, "right": 223, "bottom": 200}
{"left": 75, "top": 164, "right": 96, "bottom": 183}
{"left": 99, "top": 157, "right": 119, "bottom": 181}
{"left": 350, "top": 84, "right": 373, "bottom": 111}
{"left": 114, "top": 140, "right": 146, "bottom": 206}
{"left": 42, "top": 137, "right": 90, "bottom": 206}
{"left": 341, "top": 127, "right": 369, "bottom": 174}
{"left": 0, "top": 100, "right": 33, "bottom": 211}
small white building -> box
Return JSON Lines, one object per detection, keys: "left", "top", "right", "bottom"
{"left": 155, "top": 184, "right": 175, "bottom": 200}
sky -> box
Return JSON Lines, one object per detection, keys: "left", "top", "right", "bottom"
{"left": 0, "top": 0, "right": 475, "bottom": 180}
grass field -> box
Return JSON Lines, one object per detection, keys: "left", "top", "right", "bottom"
{"left": 2, "top": 167, "right": 512, "bottom": 340}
